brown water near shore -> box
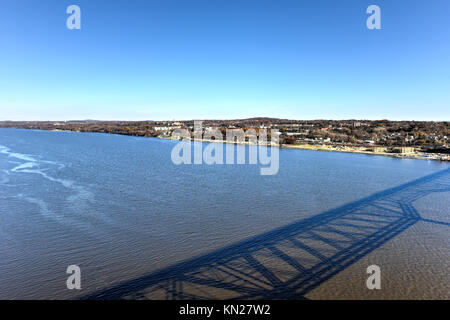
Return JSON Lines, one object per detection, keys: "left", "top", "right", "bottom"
{"left": 307, "top": 192, "right": 450, "bottom": 299}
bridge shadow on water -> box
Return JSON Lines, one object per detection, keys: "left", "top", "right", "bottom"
{"left": 83, "top": 168, "right": 450, "bottom": 300}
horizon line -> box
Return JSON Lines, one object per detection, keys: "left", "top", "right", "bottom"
{"left": 1, "top": 118, "right": 449, "bottom": 123}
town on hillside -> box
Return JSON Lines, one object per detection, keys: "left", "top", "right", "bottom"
{"left": 1, "top": 118, "right": 449, "bottom": 160}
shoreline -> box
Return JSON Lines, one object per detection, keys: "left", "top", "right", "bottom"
{"left": 163, "top": 136, "right": 449, "bottom": 162}
{"left": 281, "top": 143, "right": 441, "bottom": 160}
{"left": 1, "top": 127, "right": 448, "bottom": 162}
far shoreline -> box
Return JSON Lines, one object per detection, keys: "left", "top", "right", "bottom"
{"left": 1, "top": 127, "right": 449, "bottom": 162}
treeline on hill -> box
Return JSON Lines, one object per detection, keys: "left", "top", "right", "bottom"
{"left": 0, "top": 119, "right": 449, "bottom": 148}
{"left": 0, "top": 121, "right": 160, "bottom": 137}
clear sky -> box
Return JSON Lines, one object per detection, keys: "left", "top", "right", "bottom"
{"left": 0, "top": 0, "right": 449, "bottom": 121}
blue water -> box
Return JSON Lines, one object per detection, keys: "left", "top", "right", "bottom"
{"left": 0, "top": 128, "right": 448, "bottom": 299}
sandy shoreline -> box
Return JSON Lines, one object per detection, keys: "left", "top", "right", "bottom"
{"left": 162, "top": 136, "right": 448, "bottom": 162}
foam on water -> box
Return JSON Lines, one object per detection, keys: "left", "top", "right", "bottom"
{"left": 0, "top": 141, "right": 119, "bottom": 238}
{"left": 11, "top": 162, "right": 37, "bottom": 172}
{"left": 0, "top": 145, "right": 37, "bottom": 162}
{"left": 0, "top": 143, "right": 95, "bottom": 225}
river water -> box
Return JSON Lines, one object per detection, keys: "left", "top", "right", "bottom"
{"left": 0, "top": 128, "right": 448, "bottom": 299}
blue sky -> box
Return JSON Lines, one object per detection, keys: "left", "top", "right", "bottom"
{"left": 0, "top": 0, "right": 449, "bottom": 121}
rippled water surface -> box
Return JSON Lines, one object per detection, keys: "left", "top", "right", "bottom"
{"left": 0, "top": 128, "right": 448, "bottom": 299}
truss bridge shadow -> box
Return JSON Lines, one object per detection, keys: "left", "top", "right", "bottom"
{"left": 83, "top": 168, "right": 450, "bottom": 300}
